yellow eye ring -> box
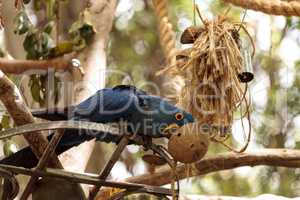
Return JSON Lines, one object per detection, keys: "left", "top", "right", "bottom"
{"left": 175, "top": 113, "right": 184, "bottom": 121}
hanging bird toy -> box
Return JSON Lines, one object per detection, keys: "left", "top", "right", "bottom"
{"left": 161, "top": 8, "right": 254, "bottom": 153}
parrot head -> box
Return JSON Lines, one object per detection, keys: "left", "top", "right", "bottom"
{"left": 130, "top": 95, "right": 194, "bottom": 138}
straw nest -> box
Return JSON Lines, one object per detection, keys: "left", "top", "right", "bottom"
{"left": 164, "top": 15, "right": 253, "bottom": 138}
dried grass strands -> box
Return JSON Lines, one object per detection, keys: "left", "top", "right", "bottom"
{"left": 174, "top": 17, "right": 249, "bottom": 137}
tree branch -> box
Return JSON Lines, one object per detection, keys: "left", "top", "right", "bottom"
{"left": 179, "top": 194, "right": 300, "bottom": 200}
{"left": 0, "top": 54, "right": 75, "bottom": 74}
{"left": 126, "top": 149, "right": 300, "bottom": 186}
{"left": 0, "top": 70, "right": 61, "bottom": 167}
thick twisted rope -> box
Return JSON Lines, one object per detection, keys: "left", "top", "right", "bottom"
{"left": 224, "top": 0, "right": 300, "bottom": 16}
{"left": 152, "top": 0, "right": 177, "bottom": 66}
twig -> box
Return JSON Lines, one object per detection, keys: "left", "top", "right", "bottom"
{"left": 20, "top": 130, "right": 65, "bottom": 200}
{"left": 0, "top": 54, "right": 75, "bottom": 74}
{"left": 0, "top": 0, "right": 3, "bottom": 29}
{"left": 0, "top": 164, "right": 172, "bottom": 196}
{"left": 0, "top": 168, "right": 19, "bottom": 200}
{"left": 195, "top": 5, "right": 208, "bottom": 26}
{"left": 126, "top": 149, "right": 300, "bottom": 186}
{"left": 88, "top": 136, "right": 130, "bottom": 200}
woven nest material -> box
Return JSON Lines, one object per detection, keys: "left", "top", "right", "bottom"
{"left": 166, "top": 16, "right": 253, "bottom": 137}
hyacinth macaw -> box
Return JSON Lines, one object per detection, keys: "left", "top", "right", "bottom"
{"left": 0, "top": 85, "right": 194, "bottom": 168}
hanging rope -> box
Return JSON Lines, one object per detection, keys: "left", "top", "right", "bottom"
{"left": 224, "top": 0, "right": 300, "bottom": 16}
{"left": 152, "top": 0, "right": 177, "bottom": 66}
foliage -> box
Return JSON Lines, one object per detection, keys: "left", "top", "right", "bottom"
{"left": 11, "top": 1, "right": 95, "bottom": 106}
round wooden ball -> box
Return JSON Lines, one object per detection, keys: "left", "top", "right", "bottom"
{"left": 168, "top": 123, "right": 209, "bottom": 163}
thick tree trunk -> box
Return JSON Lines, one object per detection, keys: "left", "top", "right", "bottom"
{"left": 60, "top": 0, "right": 117, "bottom": 175}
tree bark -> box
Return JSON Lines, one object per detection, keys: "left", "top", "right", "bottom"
{"left": 59, "top": 0, "right": 117, "bottom": 175}
{"left": 0, "top": 54, "right": 75, "bottom": 74}
{"left": 126, "top": 149, "right": 300, "bottom": 186}
{"left": 0, "top": 70, "right": 61, "bottom": 167}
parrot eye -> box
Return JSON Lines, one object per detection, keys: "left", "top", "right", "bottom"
{"left": 175, "top": 113, "right": 184, "bottom": 121}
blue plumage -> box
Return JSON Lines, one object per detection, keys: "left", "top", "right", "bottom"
{"left": 0, "top": 85, "right": 194, "bottom": 168}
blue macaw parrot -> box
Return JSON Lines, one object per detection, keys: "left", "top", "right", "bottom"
{"left": 0, "top": 85, "right": 194, "bottom": 168}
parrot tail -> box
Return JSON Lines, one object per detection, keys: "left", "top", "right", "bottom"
{"left": 0, "top": 146, "right": 39, "bottom": 168}
{"left": 31, "top": 106, "right": 75, "bottom": 121}
{"left": 0, "top": 130, "right": 123, "bottom": 168}
{"left": 0, "top": 135, "right": 77, "bottom": 168}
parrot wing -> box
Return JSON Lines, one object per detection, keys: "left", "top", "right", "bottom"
{"left": 72, "top": 85, "right": 146, "bottom": 123}
{"left": 57, "top": 85, "right": 144, "bottom": 147}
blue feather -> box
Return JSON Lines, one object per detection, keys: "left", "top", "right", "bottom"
{"left": 0, "top": 85, "right": 194, "bottom": 168}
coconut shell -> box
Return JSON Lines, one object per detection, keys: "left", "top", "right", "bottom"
{"left": 180, "top": 26, "right": 204, "bottom": 44}
{"left": 168, "top": 123, "right": 209, "bottom": 163}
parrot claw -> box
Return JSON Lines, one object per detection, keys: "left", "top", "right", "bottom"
{"left": 141, "top": 136, "right": 153, "bottom": 151}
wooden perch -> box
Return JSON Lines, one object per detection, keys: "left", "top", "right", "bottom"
{"left": 0, "top": 54, "right": 75, "bottom": 74}
{"left": 0, "top": 70, "right": 61, "bottom": 167}
{"left": 126, "top": 149, "right": 300, "bottom": 186}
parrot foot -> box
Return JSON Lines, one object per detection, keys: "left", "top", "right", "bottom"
{"left": 140, "top": 136, "right": 153, "bottom": 151}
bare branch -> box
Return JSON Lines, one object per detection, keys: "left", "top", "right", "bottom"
{"left": 20, "top": 130, "right": 65, "bottom": 200}
{"left": 0, "top": 54, "right": 75, "bottom": 74}
{"left": 0, "top": 164, "right": 172, "bottom": 197}
{"left": 126, "top": 149, "right": 300, "bottom": 186}
{"left": 0, "top": 70, "right": 61, "bottom": 167}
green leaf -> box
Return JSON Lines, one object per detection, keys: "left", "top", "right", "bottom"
{"left": 296, "top": 141, "right": 300, "bottom": 149}
{"left": 44, "top": 21, "right": 54, "bottom": 34}
{"left": 49, "top": 41, "right": 74, "bottom": 57}
{"left": 45, "top": 0, "right": 55, "bottom": 19}
{"left": 0, "top": 49, "right": 5, "bottom": 57}
{"left": 69, "top": 21, "right": 83, "bottom": 34}
{"left": 69, "top": 16, "right": 95, "bottom": 50}
{"left": 29, "top": 75, "right": 42, "bottom": 103}
{"left": 40, "top": 32, "right": 55, "bottom": 56}
{"left": 1, "top": 115, "right": 11, "bottom": 130}
{"left": 34, "top": 0, "right": 42, "bottom": 11}
{"left": 23, "top": 31, "right": 54, "bottom": 59}
{"left": 23, "top": 32, "right": 39, "bottom": 59}
{"left": 23, "top": 0, "right": 31, "bottom": 4}
{"left": 296, "top": 19, "right": 300, "bottom": 30}
{"left": 14, "top": 11, "right": 32, "bottom": 35}
{"left": 3, "top": 140, "right": 18, "bottom": 156}
{"left": 78, "top": 23, "right": 95, "bottom": 44}
{"left": 286, "top": 17, "right": 292, "bottom": 28}
{"left": 54, "top": 76, "right": 61, "bottom": 104}
{"left": 72, "top": 37, "right": 87, "bottom": 51}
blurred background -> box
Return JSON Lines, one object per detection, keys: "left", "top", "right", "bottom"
{"left": 109, "top": 0, "right": 300, "bottom": 196}
{"left": 1, "top": 0, "right": 300, "bottom": 198}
